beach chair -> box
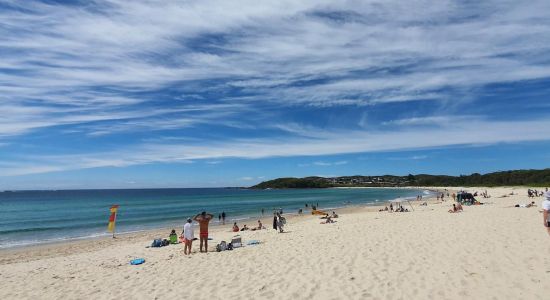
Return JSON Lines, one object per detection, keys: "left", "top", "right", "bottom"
{"left": 231, "top": 235, "right": 242, "bottom": 248}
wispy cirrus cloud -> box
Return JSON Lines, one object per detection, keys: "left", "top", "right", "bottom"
{"left": 1, "top": 1, "right": 550, "bottom": 180}
{"left": 2, "top": 118, "right": 550, "bottom": 176}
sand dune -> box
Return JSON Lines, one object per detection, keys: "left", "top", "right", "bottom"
{"left": 1, "top": 187, "right": 549, "bottom": 299}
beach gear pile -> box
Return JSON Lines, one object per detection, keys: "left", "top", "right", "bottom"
{"left": 151, "top": 238, "right": 171, "bottom": 247}
{"left": 216, "top": 235, "right": 244, "bottom": 252}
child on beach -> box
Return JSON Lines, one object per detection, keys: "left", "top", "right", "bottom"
{"left": 169, "top": 229, "right": 178, "bottom": 244}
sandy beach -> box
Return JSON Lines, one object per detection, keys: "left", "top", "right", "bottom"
{"left": 1, "top": 186, "right": 549, "bottom": 299}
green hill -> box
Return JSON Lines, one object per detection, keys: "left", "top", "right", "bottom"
{"left": 250, "top": 169, "right": 550, "bottom": 189}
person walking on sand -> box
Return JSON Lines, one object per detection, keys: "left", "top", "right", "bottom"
{"left": 543, "top": 192, "right": 550, "bottom": 236}
{"left": 221, "top": 211, "right": 226, "bottom": 225}
{"left": 182, "top": 218, "right": 194, "bottom": 255}
{"left": 193, "top": 211, "right": 214, "bottom": 253}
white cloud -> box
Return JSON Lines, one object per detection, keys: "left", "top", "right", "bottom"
{"left": 1, "top": 1, "right": 550, "bottom": 179}
{"left": 6, "top": 117, "right": 546, "bottom": 176}
{"left": 0, "top": 1, "right": 549, "bottom": 138}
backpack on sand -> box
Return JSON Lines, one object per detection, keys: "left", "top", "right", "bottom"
{"left": 151, "top": 239, "right": 163, "bottom": 247}
{"left": 216, "top": 241, "right": 227, "bottom": 252}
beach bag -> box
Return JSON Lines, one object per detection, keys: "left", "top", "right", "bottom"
{"left": 231, "top": 235, "right": 242, "bottom": 248}
{"left": 152, "top": 239, "right": 163, "bottom": 247}
{"left": 280, "top": 217, "right": 286, "bottom": 225}
{"left": 216, "top": 241, "right": 227, "bottom": 252}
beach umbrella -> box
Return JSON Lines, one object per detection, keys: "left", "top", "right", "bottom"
{"left": 389, "top": 198, "right": 414, "bottom": 211}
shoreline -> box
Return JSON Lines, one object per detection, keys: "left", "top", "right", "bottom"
{"left": 0, "top": 188, "right": 443, "bottom": 263}
{"left": 0, "top": 187, "right": 430, "bottom": 252}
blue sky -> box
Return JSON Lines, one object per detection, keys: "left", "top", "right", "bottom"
{"left": 1, "top": 0, "right": 550, "bottom": 189}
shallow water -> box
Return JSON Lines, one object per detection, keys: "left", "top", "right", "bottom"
{"left": 0, "top": 187, "right": 426, "bottom": 248}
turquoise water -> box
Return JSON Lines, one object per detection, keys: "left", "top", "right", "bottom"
{"left": 0, "top": 188, "right": 427, "bottom": 249}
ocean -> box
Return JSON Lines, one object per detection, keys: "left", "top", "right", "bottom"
{"left": 0, "top": 187, "right": 428, "bottom": 249}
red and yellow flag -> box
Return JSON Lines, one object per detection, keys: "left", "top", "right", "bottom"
{"left": 107, "top": 205, "right": 119, "bottom": 233}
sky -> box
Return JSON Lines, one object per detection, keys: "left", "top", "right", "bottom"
{"left": 1, "top": 0, "right": 550, "bottom": 189}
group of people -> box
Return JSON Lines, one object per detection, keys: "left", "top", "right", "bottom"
{"left": 528, "top": 188, "right": 546, "bottom": 198}
{"left": 473, "top": 190, "right": 491, "bottom": 198}
{"left": 217, "top": 212, "right": 227, "bottom": 225}
{"left": 319, "top": 211, "right": 338, "bottom": 224}
{"left": 180, "top": 211, "right": 214, "bottom": 255}
{"left": 232, "top": 220, "right": 265, "bottom": 232}
{"left": 273, "top": 212, "right": 285, "bottom": 233}
{"left": 177, "top": 208, "right": 292, "bottom": 254}
{"left": 380, "top": 203, "right": 409, "bottom": 212}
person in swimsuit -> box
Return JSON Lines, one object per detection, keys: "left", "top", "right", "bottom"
{"left": 193, "top": 211, "right": 214, "bottom": 253}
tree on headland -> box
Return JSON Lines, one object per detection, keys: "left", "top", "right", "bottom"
{"left": 250, "top": 169, "right": 550, "bottom": 189}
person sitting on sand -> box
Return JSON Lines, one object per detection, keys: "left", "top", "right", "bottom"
{"left": 448, "top": 204, "right": 458, "bottom": 213}
{"left": 169, "top": 229, "right": 178, "bottom": 244}
{"left": 240, "top": 224, "right": 249, "bottom": 231}
{"left": 251, "top": 220, "right": 263, "bottom": 231}
{"left": 321, "top": 216, "right": 336, "bottom": 224}
{"left": 232, "top": 222, "right": 239, "bottom": 232}
{"left": 331, "top": 211, "right": 338, "bottom": 218}
{"left": 456, "top": 202, "right": 463, "bottom": 211}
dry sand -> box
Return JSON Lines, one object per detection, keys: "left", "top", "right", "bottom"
{"left": 1, "top": 187, "right": 549, "bottom": 299}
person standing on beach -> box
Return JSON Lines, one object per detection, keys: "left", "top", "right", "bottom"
{"left": 276, "top": 213, "right": 285, "bottom": 233}
{"left": 542, "top": 192, "right": 550, "bottom": 236}
{"left": 193, "top": 212, "right": 214, "bottom": 253}
{"left": 272, "top": 212, "right": 278, "bottom": 230}
{"left": 182, "top": 218, "right": 194, "bottom": 255}
{"left": 221, "top": 211, "right": 226, "bottom": 225}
